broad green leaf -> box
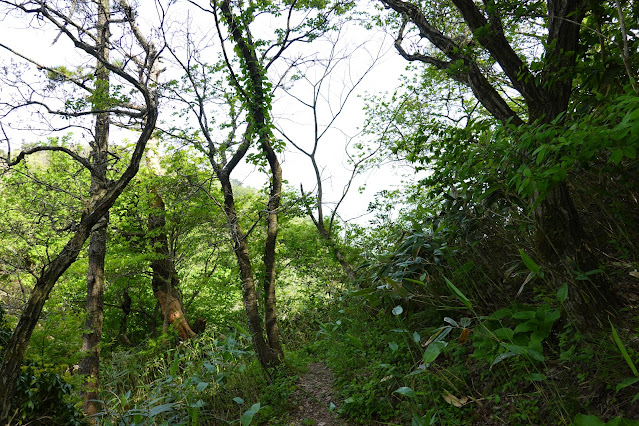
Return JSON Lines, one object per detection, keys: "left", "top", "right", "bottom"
{"left": 512, "top": 311, "right": 536, "bottom": 319}
{"left": 573, "top": 414, "right": 605, "bottom": 426}
{"left": 557, "top": 283, "right": 568, "bottom": 302}
{"left": 240, "top": 402, "right": 261, "bottom": 426}
{"left": 347, "top": 334, "right": 363, "bottom": 348}
{"left": 494, "top": 327, "right": 514, "bottom": 341}
{"left": 610, "top": 149, "right": 623, "bottom": 165}
{"left": 233, "top": 397, "right": 244, "bottom": 404}
{"left": 527, "top": 373, "right": 546, "bottom": 381}
{"left": 149, "top": 403, "right": 174, "bottom": 417}
{"left": 389, "top": 341, "right": 399, "bottom": 351}
{"left": 196, "top": 381, "right": 208, "bottom": 392}
{"left": 443, "top": 317, "right": 458, "bottom": 327}
{"left": 491, "top": 351, "right": 518, "bottom": 366}
{"left": 423, "top": 341, "right": 446, "bottom": 363}
{"left": 392, "top": 305, "right": 404, "bottom": 316}
{"left": 349, "top": 288, "right": 377, "bottom": 297}
{"left": 394, "top": 386, "right": 416, "bottom": 398}
{"left": 413, "top": 331, "right": 421, "bottom": 343}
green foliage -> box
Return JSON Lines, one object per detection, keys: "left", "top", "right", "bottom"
{"left": 11, "top": 363, "right": 83, "bottom": 425}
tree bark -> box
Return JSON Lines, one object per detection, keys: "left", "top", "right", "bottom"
{"left": 218, "top": 171, "right": 281, "bottom": 370}
{"left": 118, "top": 289, "right": 132, "bottom": 346}
{"left": 79, "top": 0, "right": 110, "bottom": 417}
{"left": 148, "top": 190, "right": 196, "bottom": 341}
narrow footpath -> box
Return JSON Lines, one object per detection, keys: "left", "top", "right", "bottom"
{"left": 290, "top": 362, "right": 347, "bottom": 426}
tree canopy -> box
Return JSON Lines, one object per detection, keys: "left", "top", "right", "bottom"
{"left": 0, "top": 0, "right": 638, "bottom": 424}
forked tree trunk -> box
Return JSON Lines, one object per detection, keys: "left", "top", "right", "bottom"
{"left": 148, "top": 190, "right": 195, "bottom": 341}
{"left": 219, "top": 171, "right": 281, "bottom": 371}
{"left": 79, "top": 0, "right": 110, "bottom": 417}
{"left": 218, "top": 0, "right": 284, "bottom": 366}
{"left": 262, "top": 140, "right": 283, "bottom": 359}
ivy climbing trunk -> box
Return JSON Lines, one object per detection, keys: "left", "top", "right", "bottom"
{"left": 79, "top": 0, "right": 110, "bottom": 418}
{"left": 148, "top": 190, "right": 196, "bottom": 340}
{"left": 219, "top": 0, "right": 284, "bottom": 365}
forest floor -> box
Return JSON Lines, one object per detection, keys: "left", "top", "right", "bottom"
{"left": 289, "top": 362, "right": 346, "bottom": 426}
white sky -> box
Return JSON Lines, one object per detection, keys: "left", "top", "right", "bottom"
{"left": 0, "top": 0, "right": 412, "bottom": 225}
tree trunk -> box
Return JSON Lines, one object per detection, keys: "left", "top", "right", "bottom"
{"left": 262, "top": 141, "right": 284, "bottom": 359}
{"left": 118, "top": 289, "right": 132, "bottom": 346}
{"left": 218, "top": 0, "right": 284, "bottom": 365}
{"left": 79, "top": 0, "right": 110, "bottom": 417}
{"left": 148, "top": 190, "right": 195, "bottom": 341}
{"left": 533, "top": 182, "right": 620, "bottom": 320}
{"left": 79, "top": 215, "right": 108, "bottom": 419}
{"left": 219, "top": 171, "right": 281, "bottom": 370}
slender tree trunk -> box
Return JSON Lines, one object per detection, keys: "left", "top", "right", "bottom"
{"left": 79, "top": 0, "right": 110, "bottom": 417}
{"left": 262, "top": 140, "right": 283, "bottom": 359}
{"left": 219, "top": 171, "right": 281, "bottom": 370}
{"left": 148, "top": 190, "right": 195, "bottom": 341}
{"left": 118, "top": 289, "right": 132, "bottom": 346}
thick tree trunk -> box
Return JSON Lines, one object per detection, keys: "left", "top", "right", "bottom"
{"left": 148, "top": 191, "right": 195, "bottom": 341}
{"left": 79, "top": 215, "right": 108, "bottom": 419}
{"left": 79, "top": 0, "right": 110, "bottom": 417}
{"left": 533, "top": 182, "right": 620, "bottom": 320}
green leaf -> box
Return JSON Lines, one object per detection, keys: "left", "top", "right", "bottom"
{"left": 392, "top": 305, "right": 404, "bottom": 316}
{"left": 394, "top": 386, "right": 416, "bottom": 398}
{"left": 494, "top": 327, "right": 515, "bottom": 341}
{"left": 347, "top": 334, "right": 363, "bottom": 348}
{"left": 149, "top": 403, "right": 174, "bottom": 417}
{"left": 241, "top": 402, "right": 261, "bottom": 426}
{"left": 610, "top": 149, "right": 624, "bottom": 165}
{"left": 349, "top": 288, "right": 377, "bottom": 297}
{"left": 233, "top": 397, "right": 245, "bottom": 404}
{"left": 413, "top": 331, "right": 421, "bottom": 343}
{"left": 423, "top": 341, "right": 446, "bottom": 364}
{"left": 557, "top": 283, "right": 568, "bottom": 302}
{"left": 169, "top": 352, "right": 179, "bottom": 377}
{"left": 444, "top": 277, "right": 472, "bottom": 308}
{"left": 527, "top": 373, "right": 546, "bottom": 382}
{"left": 389, "top": 341, "right": 399, "bottom": 351}
{"left": 491, "top": 351, "right": 518, "bottom": 366}
{"left": 573, "top": 414, "right": 605, "bottom": 426}
{"left": 519, "top": 249, "right": 541, "bottom": 275}
{"left": 616, "top": 377, "right": 639, "bottom": 392}
{"left": 610, "top": 320, "right": 639, "bottom": 377}
{"left": 196, "top": 382, "right": 208, "bottom": 392}
{"left": 512, "top": 311, "right": 536, "bottom": 319}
